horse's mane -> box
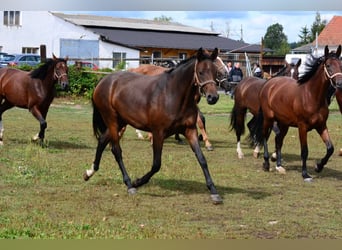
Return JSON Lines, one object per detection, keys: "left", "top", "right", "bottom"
{"left": 29, "top": 58, "right": 66, "bottom": 80}
{"left": 297, "top": 51, "right": 339, "bottom": 84}
{"left": 297, "top": 54, "right": 324, "bottom": 84}
{"left": 166, "top": 55, "right": 196, "bottom": 74}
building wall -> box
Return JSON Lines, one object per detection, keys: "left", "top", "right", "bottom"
{"left": 0, "top": 11, "right": 140, "bottom": 69}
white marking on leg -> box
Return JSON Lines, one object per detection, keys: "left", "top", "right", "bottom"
{"left": 253, "top": 145, "right": 260, "bottom": 158}
{"left": 86, "top": 164, "right": 97, "bottom": 178}
{"left": 32, "top": 133, "right": 40, "bottom": 141}
{"left": 237, "top": 141, "right": 244, "bottom": 159}
{"left": 136, "top": 129, "right": 144, "bottom": 139}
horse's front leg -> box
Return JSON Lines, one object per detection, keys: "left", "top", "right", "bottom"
{"left": 185, "top": 127, "right": 223, "bottom": 204}
{"left": 132, "top": 131, "right": 164, "bottom": 188}
{"left": 30, "top": 106, "right": 47, "bottom": 146}
{"left": 315, "top": 127, "right": 334, "bottom": 173}
{"left": 298, "top": 126, "right": 312, "bottom": 182}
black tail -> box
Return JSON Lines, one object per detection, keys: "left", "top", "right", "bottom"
{"left": 247, "top": 108, "right": 265, "bottom": 147}
{"left": 92, "top": 98, "right": 107, "bottom": 139}
{"left": 229, "top": 105, "right": 245, "bottom": 135}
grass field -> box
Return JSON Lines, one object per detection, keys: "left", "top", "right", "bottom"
{"left": 0, "top": 94, "right": 341, "bottom": 239}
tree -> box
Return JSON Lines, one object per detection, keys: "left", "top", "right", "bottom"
{"left": 153, "top": 15, "right": 173, "bottom": 22}
{"left": 309, "top": 12, "right": 327, "bottom": 42}
{"left": 263, "top": 23, "right": 289, "bottom": 55}
{"left": 298, "top": 25, "right": 311, "bottom": 45}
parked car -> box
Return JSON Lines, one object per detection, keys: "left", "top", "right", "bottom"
{"left": 0, "top": 54, "right": 41, "bottom": 68}
{"left": 79, "top": 61, "right": 99, "bottom": 70}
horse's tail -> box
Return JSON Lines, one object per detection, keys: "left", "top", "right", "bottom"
{"left": 247, "top": 108, "right": 265, "bottom": 147}
{"left": 229, "top": 104, "right": 245, "bottom": 135}
{"left": 92, "top": 98, "right": 107, "bottom": 139}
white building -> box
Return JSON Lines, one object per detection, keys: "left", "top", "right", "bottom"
{"left": 0, "top": 11, "right": 140, "bottom": 69}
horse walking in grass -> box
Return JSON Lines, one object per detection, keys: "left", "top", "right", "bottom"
{"left": 0, "top": 54, "right": 69, "bottom": 146}
{"left": 230, "top": 59, "right": 301, "bottom": 159}
{"left": 249, "top": 45, "right": 342, "bottom": 181}
{"left": 84, "top": 48, "right": 223, "bottom": 204}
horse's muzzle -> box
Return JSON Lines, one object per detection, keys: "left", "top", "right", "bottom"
{"left": 206, "top": 94, "right": 219, "bottom": 105}
{"left": 60, "top": 81, "right": 69, "bottom": 90}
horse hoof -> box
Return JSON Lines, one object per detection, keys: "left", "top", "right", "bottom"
{"left": 128, "top": 188, "right": 137, "bottom": 195}
{"left": 275, "top": 166, "right": 286, "bottom": 174}
{"left": 253, "top": 151, "right": 259, "bottom": 158}
{"left": 304, "top": 177, "right": 313, "bottom": 183}
{"left": 83, "top": 173, "right": 90, "bottom": 181}
{"left": 339, "top": 148, "right": 342, "bottom": 156}
{"left": 210, "top": 194, "right": 223, "bottom": 205}
{"left": 262, "top": 163, "right": 270, "bottom": 172}
{"left": 314, "top": 164, "right": 323, "bottom": 173}
{"left": 237, "top": 153, "right": 244, "bottom": 159}
{"left": 271, "top": 152, "right": 277, "bottom": 162}
{"left": 206, "top": 145, "right": 214, "bottom": 151}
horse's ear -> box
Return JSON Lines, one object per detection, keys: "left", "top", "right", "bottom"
{"left": 197, "top": 47, "right": 204, "bottom": 60}
{"left": 336, "top": 45, "right": 341, "bottom": 58}
{"left": 324, "top": 45, "right": 329, "bottom": 57}
{"left": 52, "top": 53, "right": 57, "bottom": 60}
{"left": 211, "top": 48, "right": 218, "bottom": 60}
{"left": 296, "top": 58, "right": 302, "bottom": 67}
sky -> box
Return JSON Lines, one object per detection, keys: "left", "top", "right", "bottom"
{"left": 65, "top": 11, "right": 342, "bottom": 44}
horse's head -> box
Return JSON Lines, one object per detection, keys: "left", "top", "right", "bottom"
{"left": 285, "top": 58, "right": 301, "bottom": 80}
{"left": 324, "top": 45, "right": 342, "bottom": 89}
{"left": 213, "top": 56, "right": 230, "bottom": 91}
{"left": 52, "top": 54, "right": 69, "bottom": 90}
{"left": 194, "top": 48, "right": 219, "bottom": 105}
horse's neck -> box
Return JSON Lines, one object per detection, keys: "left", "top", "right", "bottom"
{"left": 307, "top": 65, "right": 331, "bottom": 104}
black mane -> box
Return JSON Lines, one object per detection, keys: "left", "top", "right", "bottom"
{"left": 297, "top": 54, "right": 324, "bottom": 84}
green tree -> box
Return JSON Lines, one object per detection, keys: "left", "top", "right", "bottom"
{"left": 298, "top": 25, "right": 311, "bottom": 45}
{"left": 263, "top": 23, "right": 289, "bottom": 55}
{"left": 153, "top": 15, "right": 173, "bottom": 22}
{"left": 309, "top": 12, "right": 327, "bottom": 42}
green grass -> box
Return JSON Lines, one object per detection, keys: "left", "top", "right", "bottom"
{"left": 0, "top": 94, "right": 341, "bottom": 239}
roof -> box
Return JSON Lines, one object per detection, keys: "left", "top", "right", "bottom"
{"left": 52, "top": 12, "right": 218, "bottom": 35}
{"left": 314, "top": 16, "right": 342, "bottom": 46}
{"left": 292, "top": 15, "right": 342, "bottom": 53}
{"left": 52, "top": 12, "right": 264, "bottom": 53}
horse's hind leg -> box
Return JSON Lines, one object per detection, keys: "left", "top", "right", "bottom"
{"left": 30, "top": 106, "right": 47, "bottom": 146}
{"left": 197, "top": 112, "right": 213, "bottom": 151}
{"left": 132, "top": 132, "right": 164, "bottom": 188}
{"left": 0, "top": 100, "right": 14, "bottom": 145}
{"left": 84, "top": 130, "right": 111, "bottom": 181}
{"left": 274, "top": 124, "right": 288, "bottom": 174}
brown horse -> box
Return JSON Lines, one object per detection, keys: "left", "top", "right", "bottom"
{"left": 0, "top": 54, "right": 69, "bottom": 146}
{"left": 127, "top": 55, "right": 229, "bottom": 151}
{"left": 250, "top": 45, "right": 342, "bottom": 182}
{"left": 84, "top": 48, "right": 223, "bottom": 204}
{"left": 230, "top": 59, "right": 301, "bottom": 159}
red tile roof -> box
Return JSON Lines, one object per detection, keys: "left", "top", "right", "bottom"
{"left": 315, "top": 16, "right": 342, "bottom": 46}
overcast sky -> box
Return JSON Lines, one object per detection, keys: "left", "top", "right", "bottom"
{"left": 65, "top": 11, "right": 342, "bottom": 44}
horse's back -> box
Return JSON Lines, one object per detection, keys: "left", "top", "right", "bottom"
{"left": 235, "top": 76, "right": 266, "bottom": 114}
{"left": 128, "top": 64, "right": 167, "bottom": 76}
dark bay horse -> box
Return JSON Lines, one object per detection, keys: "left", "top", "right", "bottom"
{"left": 127, "top": 55, "right": 229, "bottom": 151}
{"left": 84, "top": 48, "right": 223, "bottom": 204}
{"left": 230, "top": 59, "right": 301, "bottom": 159}
{"left": 0, "top": 54, "right": 69, "bottom": 145}
{"left": 249, "top": 45, "right": 342, "bottom": 182}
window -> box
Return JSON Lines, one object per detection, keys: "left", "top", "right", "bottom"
{"left": 112, "top": 52, "right": 126, "bottom": 68}
{"left": 22, "top": 47, "right": 39, "bottom": 54}
{"left": 179, "top": 53, "right": 187, "bottom": 60}
{"left": 3, "top": 11, "right": 21, "bottom": 26}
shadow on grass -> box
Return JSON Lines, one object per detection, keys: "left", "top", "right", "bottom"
{"left": 7, "top": 138, "right": 93, "bottom": 150}
{"left": 145, "top": 178, "right": 271, "bottom": 200}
